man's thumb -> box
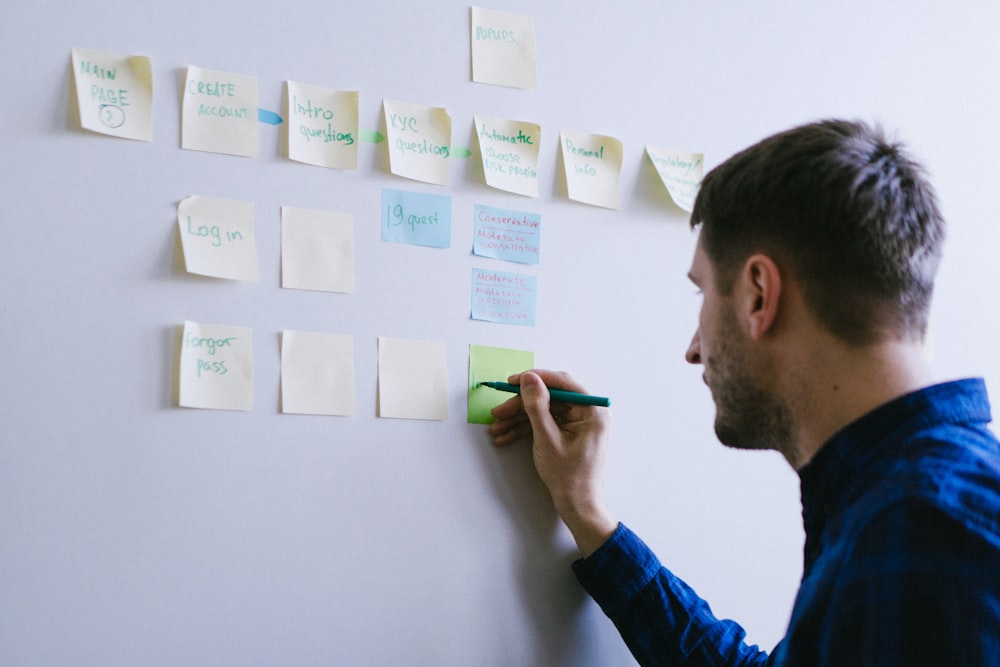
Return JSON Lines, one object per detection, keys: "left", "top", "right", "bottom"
{"left": 519, "top": 372, "right": 552, "bottom": 425}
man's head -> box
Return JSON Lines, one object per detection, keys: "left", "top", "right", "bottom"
{"left": 691, "top": 119, "right": 945, "bottom": 345}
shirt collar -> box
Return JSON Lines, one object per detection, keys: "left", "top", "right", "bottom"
{"left": 798, "top": 378, "right": 992, "bottom": 539}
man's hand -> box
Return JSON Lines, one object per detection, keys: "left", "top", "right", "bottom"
{"left": 489, "top": 370, "right": 618, "bottom": 556}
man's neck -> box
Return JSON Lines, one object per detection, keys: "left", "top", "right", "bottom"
{"left": 780, "top": 338, "right": 933, "bottom": 470}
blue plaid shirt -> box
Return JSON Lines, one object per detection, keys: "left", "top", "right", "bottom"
{"left": 573, "top": 379, "right": 1000, "bottom": 666}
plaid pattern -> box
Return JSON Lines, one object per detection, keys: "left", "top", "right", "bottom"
{"left": 574, "top": 379, "right": 1000, "bottom": 666}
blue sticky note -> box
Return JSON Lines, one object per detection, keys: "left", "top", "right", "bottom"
{"left": 382, "top": 188, "right": 452, "bottom": 248}
{"left": 473, "top": 204, "right": 541, "bottom": 264}
{"left": 471, "top": 268, "right": 537, "bottom": 326}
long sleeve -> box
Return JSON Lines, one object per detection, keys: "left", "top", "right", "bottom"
{"left": 573, "top": 524, "right": 771, "bottom": 667}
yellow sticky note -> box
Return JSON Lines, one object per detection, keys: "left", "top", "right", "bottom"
{"left": 383, "top": 99, "right": 452, "bottom": 186}
{"left": 281, "top": 206, "right": 354, "bottom": 293}
{"left": 471, "top": 7, "right": 538, "bottom": 89}
{"left": 646, "top": 147, "right": 704, "bottom": 212}
{"left": 468, "top": 344, "right": 534, "bottom": 424}
{"left": 286, "top": 81, "right": 359, "bottom": 170}
{"left": 281, "top": 331, "right": 355, "bottom": 416}
{"left": 378, "top": 337, "right": 448, "bottom": 421}
{"left": 71, "top": 47, "right": 153, "bottom": 141}
{"left": 560, "top": 129, "right": 624, "bottom": 210}
{"left": 474, "top": 115, "right": 541, "bottom": 197}
{"left": 182, "top": 65, "right": 259, "bottom": 157}
{"left": 178, "top": 196, "right": 258, "bottom": 282}
{"left": 179, "top": 321, "right": 253, "bottom": 411}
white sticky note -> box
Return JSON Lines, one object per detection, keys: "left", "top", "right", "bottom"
{"left": 179, "top": 321, "right": 253, "bottom": 411}
{"left": 281, "top": 331, "right": 355, "bottom": 416}
{"left": 560, "top": 129, "right": 624, "bottom": 210}
{"left": 471, "top": 7, "right": 538, "bottom": 89}
{"left": 383, "top": 99, "right": 452, "bottom": 186}
{"left": 646, "top": 147, "right": 704, "bottom": 212}
{"left": 474, "top": 115, "right": 541, "bottom": 197}
{"left": 182, "top": 66, "right": 258, "bottom": 157}
{"left": 178, "top": 196, "right": 258, "bottom": 282}
{"left": 281, "top": 206, "right": 354, "bottom": 293}
{"left": 287, "top": 82, "right": 359, "bottom": 170}
{"left": 378, "top": 337, "right": 448, "bottom": 421}
{"left": 71, "top": 47, "right": 153, "bottom": 141}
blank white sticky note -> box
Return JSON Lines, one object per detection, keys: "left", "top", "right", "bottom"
{"left": 281, "top": 331, "right": 355, "bottom": 416}
{"left": 71, "top": 47, "right": 153, "bottom": 141}
{"left": 383, "top": 99, "right": 452, "bottom": 186}
{"left": 471, "top": 7, "right": 538, "bottom": 89}
{"left": 645, "top": 147, "right": 704, "bottom": 212}
{"left": 182, "top": 65, "right": 259, "bottom": 157}
{"left": 286, "top": 81, "right": 359, "bottom": 170}
{"left": 560, "top": 129, "right": 624, "bottom": 210}
{"left": 281, "top": 206, "right": 354, "bottom": 293}
{"left": 378, "top": 337, "right": 448, "bottom": 421}
{"left": 474, "top": 114, "right": 541, "bottom": 197}
{"left": 179, "top": 321, "right": 253, "bottom": 411}
{"left": 178, "top": 196, "right": 258, "bottom": 282}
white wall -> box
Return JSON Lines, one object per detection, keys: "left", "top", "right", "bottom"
{"left": 2, "top": 1, "right": 998, "bottom": 665}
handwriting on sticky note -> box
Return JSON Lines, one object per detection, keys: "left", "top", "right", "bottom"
{"left": 560, "top": 129, "right": 624, "bottom": 209}
{"left": 474, "top": 115, "right": 541, "bottom": 197}
{"left": 71, "top": 47, "right": 153, "bottom": 141}
{"left": 383, "top": 99, "right": 452, "bottom": 186}
{"left": 287, "top": 81, "right": 359, "bottom": 170}
{"left": 182, "top": 65, "right": 258, "bottom": 157}
{"left": 473, "top": 204, "right": 540, "bottom": 264}
{"left": 179, "top": 321, "right": 253, "bottom": 411}
{"left": 178, "top": 196, "right": 258, "bottom": 281}
{"left": 471, "top": 268, "right": 537, "bottom": 326}
{"left": 381, "top": 188, "right": 452, "bottom": 249}
{"left": 471, "top": 7, "right": 538, "bottom": 89}
{"left": 646, "top": 147, "right": 704, "bottom": 212}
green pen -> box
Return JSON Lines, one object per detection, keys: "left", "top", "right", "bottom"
{"left": 478, "top": 381, "right": 611, "bottom": 407}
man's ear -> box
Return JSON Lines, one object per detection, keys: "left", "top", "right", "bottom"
{"left": 740, "top": 254, "right": 782, "bottom": 340}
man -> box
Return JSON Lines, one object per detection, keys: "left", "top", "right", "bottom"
{"left": 488, "top": 120, "right": 1000, "bottom": 665}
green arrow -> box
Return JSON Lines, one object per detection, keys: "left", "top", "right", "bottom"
{"left": 360, "top": 129, "right": 385, "bottom": 143}
{"left": 452, "top": 146, "right": 472, "bottom": 158}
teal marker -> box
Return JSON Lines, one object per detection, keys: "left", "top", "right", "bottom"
{"left": 478, "top": 381, "right": 611, "bottom": 407}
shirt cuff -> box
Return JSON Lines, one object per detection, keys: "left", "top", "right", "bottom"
{"left": 572, "top": 522, "right": 663, "bottom": 613}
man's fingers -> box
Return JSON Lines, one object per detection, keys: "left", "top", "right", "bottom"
{"left": 489, "top": 413, "right": 532, "bottom": 446}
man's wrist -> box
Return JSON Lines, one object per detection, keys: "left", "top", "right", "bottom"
{"left": 556, "top": 500, "right": 618, "bottom": 557}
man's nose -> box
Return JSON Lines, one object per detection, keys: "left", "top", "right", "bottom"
{"left": 685, "top": 330, "right": 702, "bottom": 365}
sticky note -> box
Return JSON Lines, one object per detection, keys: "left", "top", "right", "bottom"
{"left": 468, "top": 344, "right": 534, "bottom": 424}
{"left": 383, "top": 99, "right": 452, "bottom": 186}
{"left": 281, "top": 206, "right": 354, "bottom": 293}
{"left": 560, "top": 129, "right": 624, "bottom": 210}
{"left": 645, "top": 147, "right": 704, "bottom": 212}
{"left": 472, "top": 204, "right": 540, "bottom": 264}
{"left": 474, "top": 115, "right": 541, "bottom": 197}
{"left": 378, "top": 337, "right": 448, "bottom": 421}
{"left": 178, "top": 196, "right": 258, "bottom": 282}
{"left": 179, "top": 321, "right": 253, "bottom": 411}
{"left": 471, "top": 268, "right": 537, "bottom": 326}
{"left": 381, "top": 188, "right": 452, "bottom": 249}
{"left": 71, "top": 47, "right": 153, "bottom": 141}
{"left": 182, "top": 65, "right": 259, "bottom": 157}
{"left": 286, "top": 81, "right": 359, "bottom": 170}
{"left": 471, "top": 7, "right": 538, "bottom": 89}
{"left": 281, "top": 331, "right": 355, "bottom": 416}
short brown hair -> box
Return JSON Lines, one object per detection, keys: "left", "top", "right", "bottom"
{"left": 691, "top": 119, "right": 944, "bottom": 344}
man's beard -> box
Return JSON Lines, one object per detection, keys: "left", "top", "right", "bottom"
{"left": 707, "top": 311, "right": 793, "bottom": 453}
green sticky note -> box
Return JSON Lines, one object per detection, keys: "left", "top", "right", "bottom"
{"left": 468, "top": 344, "right": 534, "bottom": 424}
